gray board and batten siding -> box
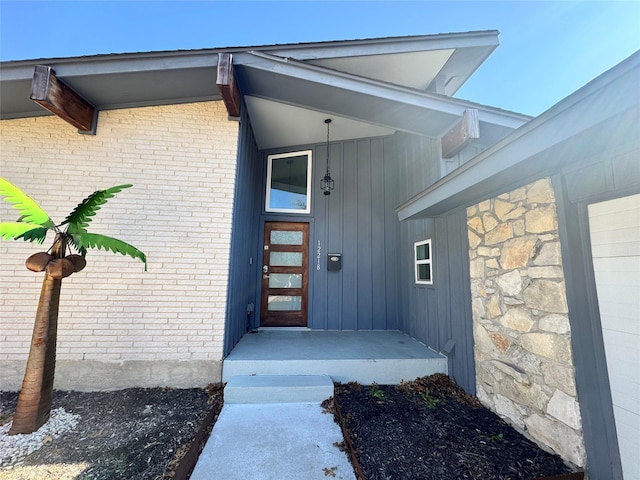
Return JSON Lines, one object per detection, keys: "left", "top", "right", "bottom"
{"left": 258, "top": 135, "right": 403, "bottom": 333}
{"left": 224, "top": 123, "right": 478, "bottom": 394}
{"left": 224, "top": 104, "right": 263, "bottom": 355}
{"left": 395, "top": 132, "right": 476, "bottom": 394}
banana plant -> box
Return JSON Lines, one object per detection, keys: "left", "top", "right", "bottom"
{"left": 0, "top": 178, "right": 146, "bottom": 435}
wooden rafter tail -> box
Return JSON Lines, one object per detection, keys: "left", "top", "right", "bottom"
{"left": 216, "top": 53, "right": 242, "bottom": 118}
{"left": 30, "top": 65, "right": 97, "bottom": 133}
{"left": 441, "top": 109, "right": 480, "bottom": 158}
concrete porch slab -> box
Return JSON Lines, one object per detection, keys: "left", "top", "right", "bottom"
{"left": 222, "top": 330, "right": 447, "bottom": 385}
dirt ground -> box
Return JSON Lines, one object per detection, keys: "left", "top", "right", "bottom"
{"left": 1, "top": 375, "right": 581, "bottom": 480}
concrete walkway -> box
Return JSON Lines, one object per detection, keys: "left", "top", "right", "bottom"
{"left": 190, "top": 375, "right": 356, "bottom": 480}
{"left": 190, "top": 331, "right": 447, "bottom": 479}
{"left": 189, "top": 402, "right": 356, "bottom": 480}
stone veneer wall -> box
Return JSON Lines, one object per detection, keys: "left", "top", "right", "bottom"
{"left": 466, "top": 178, "right": 586, "bottom": 467}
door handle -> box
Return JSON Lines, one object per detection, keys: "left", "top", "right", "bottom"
{"left": 263, "top": 274, "right": 270, "bottom": 279}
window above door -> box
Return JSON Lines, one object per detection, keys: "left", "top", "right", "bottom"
{"left": 265, "top": 150, "right": 312, "bottom": 214}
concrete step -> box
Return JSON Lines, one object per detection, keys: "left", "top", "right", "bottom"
{"left": 224, "top": 375, "right": 334, "bottom": 404}
{"left": 223, "top": 357, "right": 448, "bottom": 385}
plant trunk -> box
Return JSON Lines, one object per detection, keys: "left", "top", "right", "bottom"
{"left": 9, "top": 235, "right": 65, "bottom": 435}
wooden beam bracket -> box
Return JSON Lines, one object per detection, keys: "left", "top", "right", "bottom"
{"left": 30, "top": 65, "right": 98, "bottom": 134}
{"left": 77, "top": 108, "right": 99, "bottom": 135}
{"left": 441, "top": 109, "right": 480, "bottom": 158}
{"left": 216, "top": 53, "right": 242, "bottom": 119}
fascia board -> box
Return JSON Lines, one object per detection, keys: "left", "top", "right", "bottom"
{"left": 396, "top": 51, "right": 640, "bottom": 220}
{"left": 261, "top": 31, "right": 499, "bottom": 60}
{"left": 0, "top": 31, "right": 498, "bottom": 83}
{"left": 0, "top": 52, "right": 220, "bottom": 81}
{"left": 0, "top": 30, "right": 498, "bottom": 66}
{"left": 238, "top": 51, "right": 529, "bottom": 130}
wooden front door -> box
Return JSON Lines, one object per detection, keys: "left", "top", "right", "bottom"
{"left": 260, "top": 222, "right": 309, "bottom": 327}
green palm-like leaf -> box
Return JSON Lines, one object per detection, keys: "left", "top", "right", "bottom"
{"left": 72, "top": 232, "right": 147, "bottom": 270}
{"left": 62, "top": 184, "right": 133, "bottom": 233}
{"left": 0, "top": 222, "right": 48, "bottom": 242}
{"left": 0, "top": 178, "right": 54, "bottom": 228}
{"left": 17, "top": 226, "right": 49, "bottom": 244}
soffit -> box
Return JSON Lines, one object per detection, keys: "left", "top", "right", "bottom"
{"left": 308, "top": 50, "right": 454, "bottom": 91}
{"left": 263, "top": 30, "right": 500, "bottom": 96}
{"left": 244, "top": 97, "right": 395, "bottom": 150}
{"left": 0, "top": 53, "right": 222, "bottom": 119}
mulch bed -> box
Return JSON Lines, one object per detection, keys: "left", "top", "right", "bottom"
{"left": 1, "top": 374, "right": 583, "bottom": 480}
{"left": 327, "top": 374, "right": 580, "bottom": 480}
{"left": 0, "top": 385, "right": 224, "bottom": 480}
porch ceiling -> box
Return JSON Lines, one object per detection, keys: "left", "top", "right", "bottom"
{"left": 244, "top": 97, "right": 396, "bottom": 148}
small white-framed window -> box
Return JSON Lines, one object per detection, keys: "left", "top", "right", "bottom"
{"left": 414, "top": 239, "right": 433, "bottom": 285}
{"left": 265, "top": 150, "right": 312, "bottom": 214}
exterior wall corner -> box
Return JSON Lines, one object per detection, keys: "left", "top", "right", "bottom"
{"left": 466, "top": 177, "right": 587, "bottom": 467}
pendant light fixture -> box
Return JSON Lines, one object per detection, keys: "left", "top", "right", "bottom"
{"left": 320, "top": 118, "right": 334, "bottom": 196}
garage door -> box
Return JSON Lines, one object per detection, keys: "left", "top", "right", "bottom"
{"left": 588, "top": 193, "right": 640, "bottom": 480}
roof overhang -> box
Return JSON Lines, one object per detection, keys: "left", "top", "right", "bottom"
{"left": 261, "top": 30, "right": 502, "bottom": 96}
{"left": 0, "top": 50, "right": 224, "bottom": 119}
{"left": 235, "top": 51, "right": 528, "bottom": 149}
{"left": 0, "top": 31, "right": 528, "bottom": 150}
{"left": 396, "top": 51, "right": 640, "bottom": 220}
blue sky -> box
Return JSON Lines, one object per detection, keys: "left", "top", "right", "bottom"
{"left": 1, "top": 1, "right": 638, "bottom": 116}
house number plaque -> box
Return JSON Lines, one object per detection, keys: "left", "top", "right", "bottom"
{"left": 316, "top": 240, "right": 321, "bottom": 271}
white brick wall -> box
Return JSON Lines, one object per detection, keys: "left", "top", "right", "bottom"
{"left": 0, "top": 101, "right": 238, "bottom": 389}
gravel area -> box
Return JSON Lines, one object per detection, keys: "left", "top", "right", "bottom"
{"left": 0, "top": 408, "right": 80, "bottom": 467}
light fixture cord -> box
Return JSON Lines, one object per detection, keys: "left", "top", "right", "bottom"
{"left": 325, "top": 120, "right": 331, "bottom": 177}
